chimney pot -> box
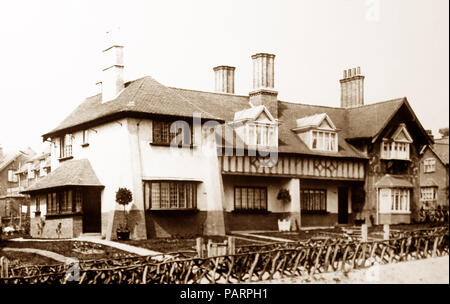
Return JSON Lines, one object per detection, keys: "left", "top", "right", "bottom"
{"left": 101, "top": 29, "right": 124, "bottom": 103}
{"left": 249, "top": 53, "right": 278, "bottom": 118}
{"left": 213, "top": 66, "right": 235, "bottom": 94}
{"left": 340, "top": 66, "right": 364, "bottom": 108}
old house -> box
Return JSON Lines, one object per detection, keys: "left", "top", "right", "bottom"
{"left": 419, "top": 135, "right": 449, "bottom": 212}
{"left": 22, "top": 39, "right": 433, "bottom": 240}
{"left": 0, "top": 146, "right": 35, "bottom": 227}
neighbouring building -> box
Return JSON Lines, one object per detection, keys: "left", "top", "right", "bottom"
{"left": 22, "top": 37, "right": 433, "bottom": 240}
{"left": 419, "top": 134, "right": 449, "bottom": 211}
{"left": 0, "top": 146, "right": 35, "bottom": 227}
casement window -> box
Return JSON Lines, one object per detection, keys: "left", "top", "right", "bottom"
{"left": 27, "top": 164, "right": 35, "bottom": 179}
{"left": 420, "top": 187, "right": 437, "bottom": 201}
{"left": 7, "top": 170, "right": 18, "bottom": 182}
{"left": 301, "top": 189, "right": 327, "bottom": 212}
{"left": 381, "top": 141, "right": 410, "bottom": 160}
{"left": 246, "top": 123, "right": 277, "bottom": 147}
{"left": 378, "top": 188, "right": 410, "bottom": 213}
{"left": 423, "top": 158, "right": 436, "bottom": 173}
{"left": 46, "top": 189, "right": 82, "bottom": 215}
{"left": 311, "top": 131, "right": 337, "bottom": 152}
{"left": 234, "top": 186, "right": 267, "bottom": 211}
{"left": 59, "top": 134, "right": 73, "bottom": 158}
{"left": 144, "top": 181, "right": 197, "bottom": 210}
{"left": 152, "top": 120, "right": 193, "bottom": 146}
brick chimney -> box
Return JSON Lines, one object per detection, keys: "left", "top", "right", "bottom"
{"left": 213, "top": 66, "right": 235, "bottom": 94}
{"left": 101, "top": 29, "right": 124, "bottom": 103}
{"left": 249, "top": 53, "right": 278, "bottom": 118}
{"left": 340, "top": 67, "right": 364, "bottom": 108}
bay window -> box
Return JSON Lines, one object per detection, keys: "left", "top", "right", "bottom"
{"left": 379, "top": 188, "right": 410, "bottom": 213}
{"left": 46, "top": 189, "right": 83, "bottom": 216}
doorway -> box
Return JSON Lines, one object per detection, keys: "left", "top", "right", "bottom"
{"left": 338, "top": 187, "right": 348, "bottom": 224}
{"left": 82, "top": 189, "right": 101, "bottom": 233}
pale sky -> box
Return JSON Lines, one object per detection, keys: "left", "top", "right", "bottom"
{"left": 0, "top": 0, "right": 448, "bottom": 152}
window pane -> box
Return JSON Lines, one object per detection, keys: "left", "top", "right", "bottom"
{"left": 235, "top": 187, "right": 241, "bottom": 210}
{"left": 150, "top": 183, "right": 160, "bottom": 209}
{"left": 75, "top": 191, "right": 82, "bottom": 213}
{"left": 241, "top": 188, "right": 248, "bottom": 209}
{"left": 160, "top": 183, "right": 170, "bottom": 208}
{"left": 248, "top": 188, "right": 254, "bottom": 209}
{"left": 179, "top": 184, "right": 186, "bottom": 208}
{"left": 170, "top": 183, "right": 178, "bottom": 208}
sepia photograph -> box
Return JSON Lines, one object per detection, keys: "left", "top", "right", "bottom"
{"left": 0, "top": 0, "right": 448, "bottom": 293}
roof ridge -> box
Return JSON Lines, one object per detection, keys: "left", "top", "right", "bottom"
{"left": 346, "top": 97, "right": 406, "bottom": 110}
{"left": 278, "top": 100, "right": 345, "bottom": 110}
{"left": 169, "top": 86, "right": 249, "bottom": 98}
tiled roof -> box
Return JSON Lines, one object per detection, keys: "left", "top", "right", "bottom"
{"left": 234, "top": 105, "right": 266, "bottom": 121}
{"left": 346, "top": 98, "right": 405, "bottom": 139}
{"left": 22, "top": 159, "right": 103, "bottom": 193}
{"left": 375, "top": 174, "right": 414, "bottom": 188}
{"left": 41, "top": 75, "right": 423, "bottom": 160}
{"left": 44, "top": 77, "right": 222, "bottom": 138}
{"left": 433, "top": 143, "right": 449, "bottom": 165}
{"left": 295, "top": 113, "right": 333, "bottom": 130}
{"left": 0, "top": 152, "right": 20, "bottom": 172}
{"left": 421, "top": 178, "right": 439, "bottom": 187}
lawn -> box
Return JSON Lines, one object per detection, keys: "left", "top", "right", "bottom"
{"left": 120, "top": 235, "right": 261, "bottom": 255}
{"left": 0, "top": 250, "right": 57, "bottom": 267}
{"left": 0, "top": 240, "right": 137, "bottom": 262}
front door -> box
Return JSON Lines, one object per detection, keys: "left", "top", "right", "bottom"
{"left": 82, "top": 189, "right": 101, "bottom": 233}
{"left": 338, "top": 187, "right": 348, "bottom": 224}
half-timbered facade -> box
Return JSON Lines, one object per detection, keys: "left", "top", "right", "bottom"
{"left": 22, "top": 40, "right": 433, "bottom": 240}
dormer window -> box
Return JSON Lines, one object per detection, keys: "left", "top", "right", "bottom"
{"left": 233, "top": 105, "right": 278, "bottom": 148}
{"left": 380, "top": 123, "right": 413, "bottom": 160}
{"left": 247, "top": 123, "right": 277, "bottom": 147}
{"left": 293, "top": 113, "right": 339, "bottom": 152}
{"left": 311, "top": 131, "right": 337, "bottom": 151}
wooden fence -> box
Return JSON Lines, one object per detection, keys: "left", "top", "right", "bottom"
{"left": 0, "top": 228, "right": 448, "bottom": 284}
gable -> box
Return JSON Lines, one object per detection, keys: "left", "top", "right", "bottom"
{"left": 294, "top": 113, "right": 337, "bottom": 131}
{"left": 319, "top": 119, "right": 333, "bottom": 130}
{"left": 391, "top": 123, "right": 413, "bottom": 143}
{"left": 255, "top": 111, "right": 272, "bottom": 123}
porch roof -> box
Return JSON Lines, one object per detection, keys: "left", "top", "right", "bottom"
{"left": 22, "top": 159, "right": 103, "bottom": 194}
{"left": 420, "top": 178, "right": 439, "bottom": 187}
{"left": 375, "top": 174, "right": 414, "bottom": 188}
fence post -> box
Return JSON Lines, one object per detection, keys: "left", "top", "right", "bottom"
{"left": 227, "top": 236, "right": 235, "bottom": 255}
{"left": 207, "top": 239, "right": 213, "bottom": 257}
{"left": 0, "top": 256, "right": 9, "bottom": 278}
{"left": 432, "top": 236, "right": 439, "bottom": 257}
{"left": 196, "top": 237, "right": 205, "bottom": 258}
{"left": 383, "top": 224, "right": 390, "bottom": 240}
{"left": 361, "top": 224, "right": 368, "bottom": 242}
